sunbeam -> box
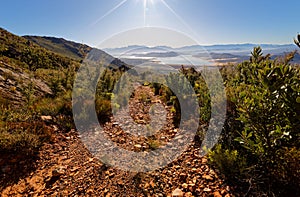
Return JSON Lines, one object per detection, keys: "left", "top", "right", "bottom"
{"left": 90, "top": 0, "right": 195, "bottom": 34}
{"left": 159, "top": 0, "right": 197, "bottom": 36}
{"left": 143, "top": 0, "right": 155, "bottom": 26}
{"left": 90, "top": 0, "right": 129, "bottom": 26}
{"left": 144, "top": 0, "right": 147, "bottom": 26}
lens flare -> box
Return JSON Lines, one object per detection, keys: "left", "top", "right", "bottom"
{"left": 90, "top": 0, "right": 129, "bottom": 26}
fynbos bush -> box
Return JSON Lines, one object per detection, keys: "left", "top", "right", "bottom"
{"left": 209, "top": 47, "right": 300, "bottom": 196}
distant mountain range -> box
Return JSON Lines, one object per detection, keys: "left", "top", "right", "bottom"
{"left": 132, "top": 51, "right": 179, "bottom": 58}
{"left": 104, "top": 44, "right": 299, "bottom": 65}
{"left": 105, "top": 43, "right": 297, "bottom": 55}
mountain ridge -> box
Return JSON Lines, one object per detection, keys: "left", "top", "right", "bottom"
{"left": 23, "top": 35, "right": 128, "bottom": 69}
{"left": 23, "top": 36, "right": 92, "bottom": 61}
{"left": 104, "top": 43, "right": 297, "bottom": 52}
{"left": 103, "top": 43, "right": 299, "bottom": 65}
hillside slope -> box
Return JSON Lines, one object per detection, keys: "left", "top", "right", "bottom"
{"left": 23, "top": 36, "right": 92, "bottom": 61}
{"left": 23, "top": 35, "right": 128, "bottom": 69}
{"left": 0, "top": 28, "right": 129, "bottom": 103}
{"left": 0, "top": 28, "right": 76, "bottom": 71}
{"left": 0, "top": 28, "right": 79, "bottom": 104}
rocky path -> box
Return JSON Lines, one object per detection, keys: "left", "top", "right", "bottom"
{"left": 1, "top": 86, "right": 233, "bottom": 196}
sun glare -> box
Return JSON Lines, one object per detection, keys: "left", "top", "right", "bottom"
{"left": 142, "top": 0, "right": 156, "bottom": 26}
{"left": 91, "top": 0, "right": 190, "bottom": 30}
{"left": 139, "top": 0, "right": 155, "bottom": 4}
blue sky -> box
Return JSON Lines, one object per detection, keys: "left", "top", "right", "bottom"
{"left": 1, "top": 0, "right": 300, "bottom": 48}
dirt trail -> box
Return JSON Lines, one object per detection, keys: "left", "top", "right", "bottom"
{"left": 1, "top": 86, "right": 233, "bottom": 196}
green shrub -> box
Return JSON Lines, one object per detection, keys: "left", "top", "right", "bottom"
{"left": 211, "top": 47, "right": 300, "bottom": 196}
{"left": 34, "top": 92, "right": 72, "bottom": 116}
{"left": 95, "top": 98, "right": 112, "bottom": 123}
{"left": 0, "top": 106, "right": 52, "bottom": 153}
{"left": 0, "top": 131, "right": 40, "bottom": 153}
{"left": 208, "top": 144, "right": 247, "bottom": 179}
{"left": 148, "top": 139, "right": 161, "bottom": 150}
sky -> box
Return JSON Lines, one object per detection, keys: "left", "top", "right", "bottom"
{"left": 1, "top": 0, "right": 300, "bottom": 48}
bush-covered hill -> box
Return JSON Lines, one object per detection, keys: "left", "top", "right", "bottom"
{"left": 23, "top": 36, "right": 92, "bottom": 61}
{"left": 0, "top": 27, "right": 76, "bottom": 71}
{"left": 0, "top": 27, "right": 128, "bottom": 155}
{"left": 23, "top": 35, "right": 129, "bottom": 69}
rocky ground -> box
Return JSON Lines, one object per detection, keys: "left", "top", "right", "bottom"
{"left": 1, "top": 86, "right": 234, "bottom": 196}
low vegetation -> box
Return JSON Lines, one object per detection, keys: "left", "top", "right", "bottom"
{"left": 0, "top": 28, "right": 127, "bottom": 154}
{"left": 0, "top": 27, "right": 299, "bottom": 196}
{"left": 0, "top": 28, "right": 87, "bottom": 154}
{"left": 148, "top": 46, "right": 300, "bottom": 196}
{"left": 209, "top": 47, "right": 300, "bottom": 196}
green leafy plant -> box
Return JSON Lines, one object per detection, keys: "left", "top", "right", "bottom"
{"left": 211, "top": 47, "right": 300, "bottom": 196}
{"left": 208, "top": 144, "right": 247, "bottom": 178}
